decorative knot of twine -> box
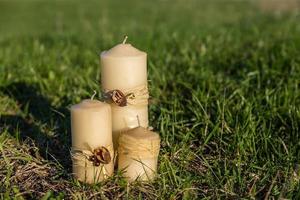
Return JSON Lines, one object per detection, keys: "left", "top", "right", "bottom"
{"left": 103, "top": 84, "right": 149, "bottom": 107}
{"left": 71, "top": 145, "right": 113, "bottom": 167}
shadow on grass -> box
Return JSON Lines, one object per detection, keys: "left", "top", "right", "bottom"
{"left": 0, "top": 81, "right": 72, "bottom": 169}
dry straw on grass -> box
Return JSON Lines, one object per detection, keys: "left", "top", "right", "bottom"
{"left": 0, "top": 136, "right": 158, "bottom": 199}
{"left": 0, "top": 137, "right": 71, "bottom": 197}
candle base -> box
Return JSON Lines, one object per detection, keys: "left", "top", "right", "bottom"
{"left": 118, "top": 157, "right": 158, "bottom": 182}
{"left": 73, "top": 164, "right": 113, "bottom": 184}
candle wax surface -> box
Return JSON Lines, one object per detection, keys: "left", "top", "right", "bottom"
{"left": 118, "top": 127, "right": 160, "bottom": 182}
{"left": 71, "top": 99, "right": 114, "bottom": 183}
{"left": 100, "top": 42, "right": 149, "bottom": 146}
{"left": 101, "top": 44, "right": 147, "bottom": 58}
{"left": 101, "top": 43, "right": 147, "bottom": 91}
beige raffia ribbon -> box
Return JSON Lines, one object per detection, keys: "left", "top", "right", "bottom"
{"left": 103, "top": 84, "right": 149, "bottom": 107}
{"left": 71, "top": 145, "right": 114, "bottom": 176}
{"left": 118, "top": 134, "right": 160, "bottom": 158}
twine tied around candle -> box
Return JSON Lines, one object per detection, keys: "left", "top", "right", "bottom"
{"left": 118, "top": 134, "right": 160, "bottom": 158}
{"left": 71, "top": 145, "right": 114, "bottom": 167}
{"left": 103, "top": 84, "right": 149, "bottom": 107}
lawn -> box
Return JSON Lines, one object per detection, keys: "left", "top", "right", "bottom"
{"left": 0, "top": 0, "right": 300, "bottom": 199}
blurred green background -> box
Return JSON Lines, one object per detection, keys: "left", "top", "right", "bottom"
{"left": 0, "top": 0, "right": 254, "bottom": 36}
{"left": 0, "top": 0, "right": 300, "bottom": 199}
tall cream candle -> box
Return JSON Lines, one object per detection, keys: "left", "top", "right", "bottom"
{"left": 118, "top": 127, "right": 160, "bottom": 182}
{"left": 71, "top": 99, "right": 114, "bottom": 184}
{"left": 100, "top": 37, "right": 149, "bottom": 148}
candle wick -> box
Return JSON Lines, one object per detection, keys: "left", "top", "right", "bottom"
{"left": 91, "top": 90, "right": 97, "bottom": 100}
{"left": 136, "top": 115, "right": 140, "bottom": 127}
{"left": 122, "top": 36, "right": 128, "bottom": 44}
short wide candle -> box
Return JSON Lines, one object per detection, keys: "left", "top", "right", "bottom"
{"left": 118, "top": 127, "right": 160, "bottom": 182}
{"left": 100, "top": 41, "right": 149, "bottom": 148}
{"left": 71, "top": 99, "right": 114, "bottom": 183}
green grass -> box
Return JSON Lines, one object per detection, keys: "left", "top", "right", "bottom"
{"left": 0, "top": 0, "right": 300, "bottom": 199}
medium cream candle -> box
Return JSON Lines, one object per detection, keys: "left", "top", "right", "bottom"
{"left": 100, "top": 37, "right": 149, "bottom": 148}
{"left": 118, "top": 127, "right": 160, "bottom": 182}
{"left": 71, "top": 99, "right": 114, "bottom": 184}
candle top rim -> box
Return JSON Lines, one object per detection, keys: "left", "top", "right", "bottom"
{"left": 122, "top": 127, "right": 160, "bottom": 141}
{"left": 71, "top": 99, "right": 110, "bottom": 111}
{"left": 101, "top": 43, "right": 147, "bottom": 58}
